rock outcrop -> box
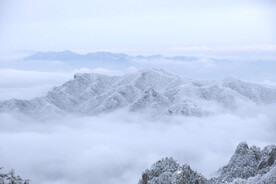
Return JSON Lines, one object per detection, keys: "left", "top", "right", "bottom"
{"left": 139, "top": 142, "right": 276, "bottom": 184}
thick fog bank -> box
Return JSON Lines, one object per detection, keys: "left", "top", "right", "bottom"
{"left": 0, "top": 106, "right": 275, "bottom": 184}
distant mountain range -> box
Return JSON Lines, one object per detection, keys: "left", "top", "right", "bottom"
{"left": 1, "top": 69, "right": 276, "bottom": 118}
{"left": 139, "top": 142, "right": 276, "bottom": 184}
{"left": 24, "top": 50, "right": 198, "bottom": 62}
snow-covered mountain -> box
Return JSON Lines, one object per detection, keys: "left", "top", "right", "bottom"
{"left": 1, "top": 69, "right": 276, "bottom": 118}
{"left": 138, "top": 142, "right": 276, "bottom": 184}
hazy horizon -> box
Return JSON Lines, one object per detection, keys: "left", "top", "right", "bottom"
{"left": 1, "top": 0, "right": 276, "bottom": 54}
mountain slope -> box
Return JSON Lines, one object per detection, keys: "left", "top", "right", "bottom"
{"left": 1, "top": 69, "right": 276, "bottom": 118}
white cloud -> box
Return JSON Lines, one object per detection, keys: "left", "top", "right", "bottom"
{"left": 262, "top": 80, "right": 276, "bottom": 86}
{"left": 0, "top": 69, "right": 71, "bottom": 100}
{"left": 0, "top": 106, "right": 275, "bottom": 184}
{"left": 171, "top": 45, "right": 276, "bottom": 52}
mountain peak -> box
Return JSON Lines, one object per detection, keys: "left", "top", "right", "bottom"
{"left": 235, "top": 142, "right": 249, "bottom": 154}
{"left": 138, "top": 68, "right": 176, "bottom": 77}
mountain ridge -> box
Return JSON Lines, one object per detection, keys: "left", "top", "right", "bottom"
{"left": 1, "top": 69, "right": 276, "bottom": 118}
{"left": 23, "top": 50, "right": 198, "bottom": 62}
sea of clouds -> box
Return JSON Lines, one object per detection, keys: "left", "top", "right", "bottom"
{"left": 0, "top": 51, "right": 276, "bottom": 183}
{"left": 0, "top": 105, "right": 276, "bottom": 184}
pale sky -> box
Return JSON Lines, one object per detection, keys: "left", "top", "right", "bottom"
{"left": 0, "top": 0, "right": 275, "bottom": 54}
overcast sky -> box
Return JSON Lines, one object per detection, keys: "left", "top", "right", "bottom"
{"left": 0, "top": 0, "right": 275, "bottom": 54}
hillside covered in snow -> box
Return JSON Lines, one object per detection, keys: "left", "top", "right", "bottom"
{"left": 139, "top": 142, "right": 276, "bottom": 184}
{"left": 1, "top": 69, "right": 276, "bottom": 118}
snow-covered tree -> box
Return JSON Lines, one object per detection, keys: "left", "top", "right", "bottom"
{"left": 0, "top": 168, "right": 30, "bottom": 184}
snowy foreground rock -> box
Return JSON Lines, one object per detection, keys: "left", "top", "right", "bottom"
{"left": 0, "top": 168, "right": 30, "bottom": 184}
{"left": 1, "top": 69, "right": 276, "bottom": 118}
{"left": 139, "top": 142, "right": 276, "bottom": 184}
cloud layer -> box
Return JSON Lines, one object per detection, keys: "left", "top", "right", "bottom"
{"left": 0, "top": 104, "right": 275, "bottom": 184}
